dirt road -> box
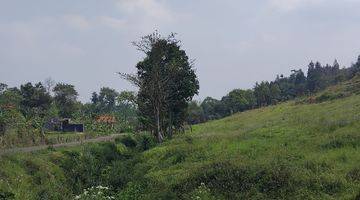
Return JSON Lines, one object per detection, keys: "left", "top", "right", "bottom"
{"left": 0, "top": 134, "right": 124, "bottom": 156}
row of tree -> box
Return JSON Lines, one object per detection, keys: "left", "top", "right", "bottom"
{"left": 0, "top": 81, "right": 78, "bottom": 119}
{"left": 0, "top": 80, "right": 138, "bottom": 135}
{"left": 187, "top": 56, "right": 360, "bottom": 124}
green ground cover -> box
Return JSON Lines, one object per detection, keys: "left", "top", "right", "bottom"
{"left": 0, "top": 80, "right": 359, "bottom": 199}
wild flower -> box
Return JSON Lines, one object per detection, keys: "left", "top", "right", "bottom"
{"left": 74, "top": 185, "right": 113, "bottom": 200}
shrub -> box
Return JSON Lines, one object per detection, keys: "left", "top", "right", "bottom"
{"left": 115, "top": 182, "right": 144, "bottom": 200}
{"left": 116, "top": 135, "right": 137, "bottom": 148}
{"left": 175, "top": 161, "right": 296, "bottom": 199}
{"left": 316, "top": 92, "right": 345, "bottom": 103}
{"left": 88, "top": 143, "right": 120, "bottom": 163}
{"left": 135, "top": 133, "right": 156, "bottom": 151}
{"left": 103, "top": 161, "right": 133, "bottom": 190}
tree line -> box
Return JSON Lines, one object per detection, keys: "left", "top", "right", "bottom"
{"left": 0, "top": 80, "right": 138, "bottom": 137}
{"left": 187, "top": 57, "right": 360, "bottom": 124}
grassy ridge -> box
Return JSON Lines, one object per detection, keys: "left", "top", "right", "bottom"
{"left": 0, "top": 80, "right": 360, "bottom": 199}
{"left": 136, "top": 94, "right": 360, "bottom": 199}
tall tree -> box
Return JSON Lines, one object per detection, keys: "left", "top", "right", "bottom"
{"left": 20, "top": 82, "right": 52, "bottom": 117}
{"left": 269, "top": 83, "right": 281, "bottom": 104}
{"left": 91, "top": 92, "right": 99, "bottom": 104}
{"left": 0, "top": 83, "right": 7, "bottom": 94}
{"left": 120, "top": 32, "right": 199, "bottom": 142}
{"left": 43, "top": 77, "right": 56, "bottom": 94}
{"left": 187, "top": 101, "right": 205, "bottom": 125}
{"left": 117, "top": 91, "right": 137, "bottom": 107}
{"left": 306, "top": 61, "right": 320, "bottom": 93}
{"left": 222, "top": 89, "right": 255, "bottom": 114}
{"left": 254, "top": 81, "right": 271, "bottom": 107}
{"left": 201, "top": 97, "right": 224, "bottom": 120}
{"left": 98, "top": 87, "right": 118, "bottom": 113}
{"left": 349, "top": 55, "right": 360, "bottom": 77}
{"left": 53, "top": 83, "right": 78, "bottom": 118}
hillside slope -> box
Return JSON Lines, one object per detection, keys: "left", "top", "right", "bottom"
{"left": 133, "top": 86, "right": 360, "bottom": 199}
{"left": 0, "top": 78, "right": 359, "bottom": 199}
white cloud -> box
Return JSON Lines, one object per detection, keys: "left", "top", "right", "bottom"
{"left": 269, "top": 0, "right": 325, "bottom": 11}
{"left": 97, "top": 16, "right": 127, "bottom": 30}
{"left": 114, "top": 0, "right": 178, "bottom": 32}
{"left": 0, "top": 17, "right": 86, "bottom": 62}
{"left": 63, "top": 14, "right": 91, "bottom": 30}
{"left": 116, "top": 0, "right": 173, "bottom": 21}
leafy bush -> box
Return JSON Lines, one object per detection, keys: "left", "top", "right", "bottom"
{"left": 115, "top": 182, "right": 144, "bottom": 200}
{"left": 174, "top": 161, "right": 296, "bottom": 199}
{"left": 116, "top": 135, "right": 137, "bottom": 148}
{"left": 316, "top": 92, "right": 346, "bottom": 103}
{"left": 59, "top": 143, "right": 121, "bottom": 194}
{"left": 135, "top": 133, "right": 156, "bottom": 151}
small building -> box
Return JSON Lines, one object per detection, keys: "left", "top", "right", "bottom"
{"left": 61, "top": 118, "right": 84, "bottom": 132}
{"left": 96, "top": 115, "right": 116, "bottom": 128}
{"left": 96, "top": 115, "right": 116, "bottom": 124}
{"left": 44, "top": 118, "right": 84, "bottom": 132}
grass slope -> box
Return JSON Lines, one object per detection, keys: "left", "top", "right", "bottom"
{"left": 136, "top": 93, "right": 360, "bottom": 199}
{"left": 0, "top": 78, "right": 360, "bottom": 199}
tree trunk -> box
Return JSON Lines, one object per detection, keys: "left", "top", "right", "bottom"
{"left": 168, "top": 111, "right": 173, "bottom": 138}
{"left": 156, "top": 106, "right": 164, "bottom": 143}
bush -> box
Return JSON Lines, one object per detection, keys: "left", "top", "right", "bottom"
{"left": 116, "top": 135, "right": 137, "bottom": 148}
{"left": 103, "top": 160, "right": 134, "bottom": 190}
{"left": 174, "top": 161, "right": 296, "bottom": 199}
{"left": 88, "top": 143, "right": 120, "bottom": 163}
{"left": 115, "top": 182, "right": 144, "bottom": 200}
{"left": 316, "top": 92, "right": 345, "bottom": 103}
{"left": 135, "top": 133, "right": 156, "bottom": 151}
{"left": 59, "top": 143, "right": 121, "bottom": 194}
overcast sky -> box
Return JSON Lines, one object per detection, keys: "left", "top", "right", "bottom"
{"left": 1, "top": 0, "right": 360, "bottom": 102}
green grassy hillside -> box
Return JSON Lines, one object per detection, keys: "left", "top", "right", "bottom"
{"left": 0, "top": 78, "right": 359, "bottom": 199}
{"left": 135, "top": 93, "right": 360, "bottom": 199}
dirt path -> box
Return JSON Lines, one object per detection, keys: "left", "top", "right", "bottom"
{"left": 0, "top": 134, "right": 124, "bottom": 156}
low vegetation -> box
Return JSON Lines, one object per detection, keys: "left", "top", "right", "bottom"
{"left": 1, "top": 79, "right": 359, "bottom": 199}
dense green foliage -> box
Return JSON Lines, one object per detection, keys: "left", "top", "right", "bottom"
{"left": 53, "top": 83, "right": 79, "bottom": 118}
{"left": 122, "top": 32, "right": 199, "bottom": 142}
{"left": 1, "top": 76, "right": 359, "bottom": 199}
{"left": 187, "top": 56, "right": 360, "bottom": 124}
{"left": 0, "top": 81, "right": 138, "bottom": 148}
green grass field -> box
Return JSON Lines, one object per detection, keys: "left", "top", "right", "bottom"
{"left": 135, "top": 93, "right": 360, "bottom": 199}
{"left": 0, "top": 79, "right": 359, "bottom": 199}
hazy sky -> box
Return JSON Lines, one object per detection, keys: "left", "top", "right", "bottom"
{"left": 1, "top": 0, "right": 360, "bottom": 102}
